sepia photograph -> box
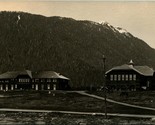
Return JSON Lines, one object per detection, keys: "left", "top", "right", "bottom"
{"left": 0, "top": 0, "right": 155, "bottom": 124}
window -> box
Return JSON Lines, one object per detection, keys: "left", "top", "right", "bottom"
{"left": 11, "top": 85, "right": 14, "bottom": 90}
{"left": 129, "top": 75, "right": 132, "bottom": 81}
{"left": 47, "top": 79, "right": 51, "bottom": 82}
{"left": 122, "top": 75, "right": 124, "bottom": 81}
{"left": 0, "top": 85, "right": 3, "bottom": 90}
{"left": 147, "top": 81, "right": 150, "bottom": 87}
{"left": 35, "top": 79, "right": 39, "bottom": 82}
{"left": 32, "top": 84, "right": 34, "bottom": 89}
{"left": 47, "top": 84, "right": 50, "bottom": 90}
{"left": 15, "top": 84, "right": 17, "bottom": 89}
{"left": 19, "top": 79, "right": 21, "bottom": 82}
{"left": 125, "top": 75, "right": 128, "bottom": 81}
{"left": 53, "top": 84, "right": 56, "bottom": 90}
{"left": 114, "top": 75, "right": 117, "bottom": 81}
{"left": 5, "top": 80, "right": 9, "bottom": 83}
{"left": 19, "top": 79, "right": 30, "bottom": 82}
{"left": 133, "top": 74, "right": 136, "bottom": 81}
{"left": 5, "top": 85, "right": 8, "bottom": 91}
{"left": 118, "top": 75, "right": 121, "bottom": 81}
{"left": 35, "top": 84, "right": 38, "bottom": 90}
{"left": 41, "top": 84, "right": 44, "bottom": 90}
{"left": 53, "top": 79, "right": 57, "bottom": 82}
{"left": 26, "top": 79, "right": 30, "bottom": 82}
{"left": 110, "top": 75, "right": 113, "bottom": 81}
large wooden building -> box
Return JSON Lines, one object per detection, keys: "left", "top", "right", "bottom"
{"left": 0, "top": 70, "right": 70, "bottom": 91}
{"left": 106, "top": 60, "right": 154, "bottom": 91}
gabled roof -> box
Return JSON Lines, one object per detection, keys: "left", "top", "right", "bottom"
{"left": 18, "top": 70, "right": 32, "bottom": 78}
{"left": 106, "top": 64, "right": 133, "bottom": 74}
{"left": 106, "top": 64, "right": 154, "bottom": 76}
{"left": 33, "top": 71, "right": 70, "bottom": 80}
{"left": 0, "top": 70, "right": 32, "bottom": 79}
{"left": 0, "top": 71, "right": 19, "bottom": 79}
{"left": 0, "top": 70, "right": 69, "bottom": 80}
{"left": 109, "top": 64, "right": 132, "bottom": 70}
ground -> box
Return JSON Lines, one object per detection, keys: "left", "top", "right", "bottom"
{"left": 0, "top": 90, "right": 155, "bottom": 124}
{"left": 90, "top": 91, "right": 155, "bottom": 108}
{"left": 0, "top": 90, "right": 155, "bottom": 115}
{"left": 0, "top": 112, "right": 154, "bottom": 125}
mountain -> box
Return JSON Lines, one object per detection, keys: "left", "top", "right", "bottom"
{"left": 0, "top": 11, "right": 155, "bottom": 89}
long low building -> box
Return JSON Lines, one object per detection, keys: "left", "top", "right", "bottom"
{"left": 0, "top": 70, "right": 70, "bottom": 91}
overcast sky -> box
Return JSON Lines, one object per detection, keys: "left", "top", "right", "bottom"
{"left": 0, "top": 1, "right": 155, "bottom": 48}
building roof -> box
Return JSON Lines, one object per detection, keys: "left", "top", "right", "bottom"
{"left": 0, "top": 70, "right": 69, "bottom": 80}
{"left": 134, "top": 66, "right": 154, "bottom": 76}
{"left": 0, "top": 70, "right": 32, "bottom": 79}
{"left": 33, "top": 71, "right": 69, "bottom": 80}
{"left": 0, "top": 71, "right": 19, "bottom": 79}
{"left": 106, "top": 64, "right": 154, "bottom": 76}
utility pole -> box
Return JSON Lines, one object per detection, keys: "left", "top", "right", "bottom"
{"left": 102, "top": 55, "right": 107, "bottom": 119}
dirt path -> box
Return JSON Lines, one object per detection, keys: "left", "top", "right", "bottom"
{"left": 76, "top": 91, "right": 155, "bottom": 111}
{"left": 0, "top": 108, "right": 155, "bottom": 118}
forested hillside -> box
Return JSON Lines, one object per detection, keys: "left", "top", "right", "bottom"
{"left": 0, "top": 11, "right": 155, "bottom": 88}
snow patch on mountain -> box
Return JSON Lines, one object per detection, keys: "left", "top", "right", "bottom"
{"left": 58, "top": 17, "right": 63, "bottom": 20}
{"left": 18, "top": 15, "right": 20, "bottom": 20}
{"left": 101, "top": 21, "right": 117, "bottom": 32}
{"left": 115, "top": 27, "right": 132, "bottom": 37}
{"left": 115, "top": 27, "right": 128, "bottom": 34}
{"left": 89, "top": 21, "right": 100, "bottom": 25}
{"left": 17, "top": 15, "right": 21, "bottom": 24}
{"left": 100, "top": 21, "right": 132, "bottom": 37}
{"left": 100, "top": 21, "right": 111, "bottom": 27}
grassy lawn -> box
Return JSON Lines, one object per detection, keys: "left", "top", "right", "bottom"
{"left": 90, "top": 91, "right": 155, "bottom": 108}
{"left": 0, "top": 90, "right": 104, "bottom": 112}
{"left": 0, "top": 91, "right": 155, "bottom": 115}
